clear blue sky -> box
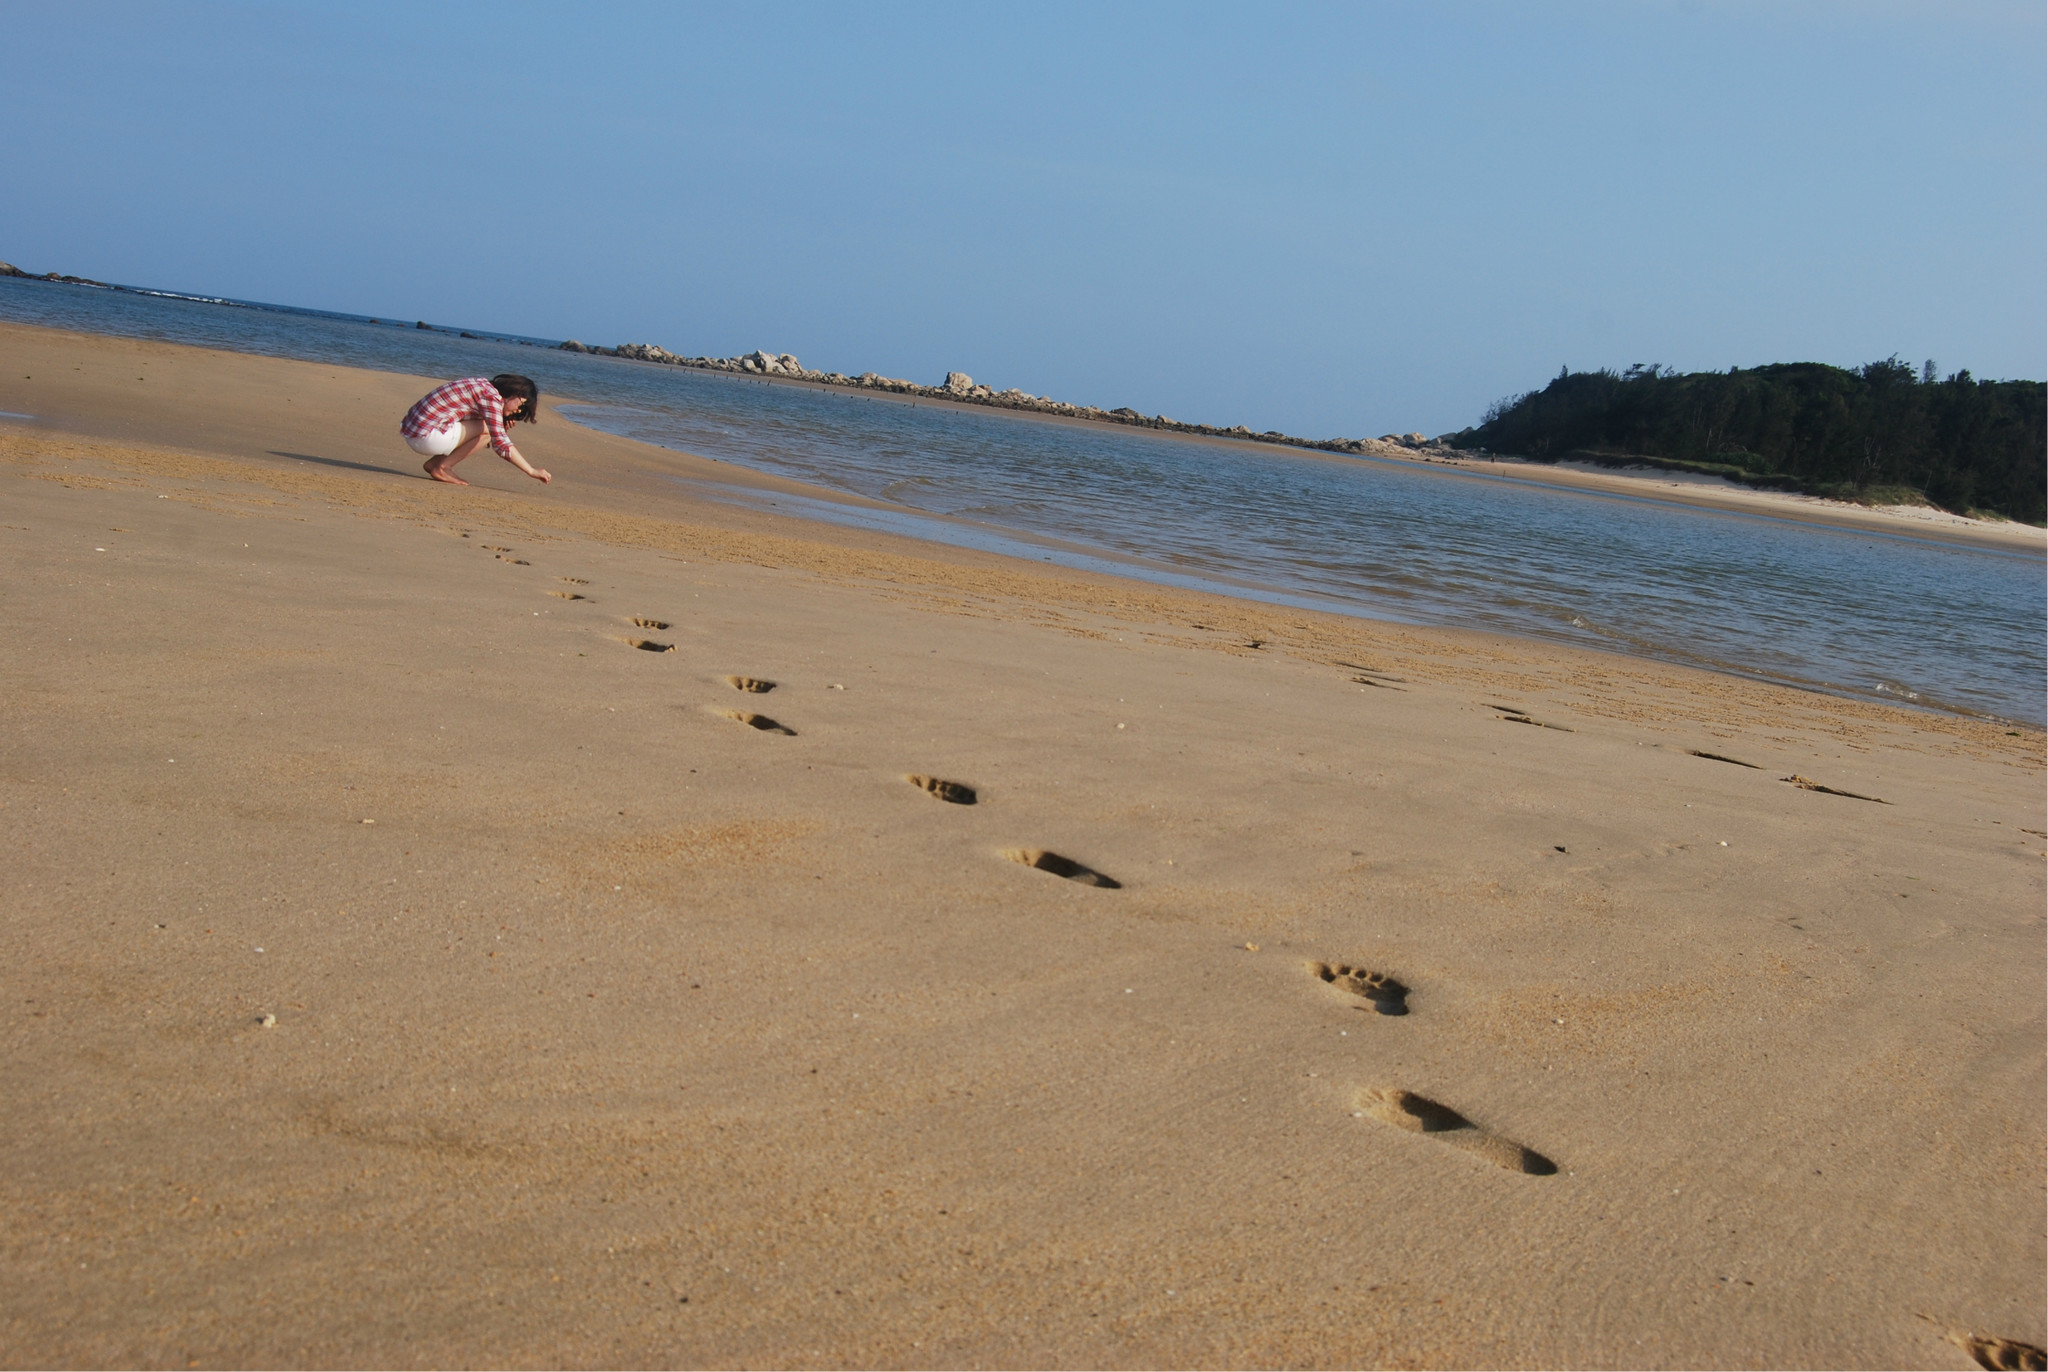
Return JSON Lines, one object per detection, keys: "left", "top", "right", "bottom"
{"left": 4, "top": 2, "right": 2041, "bottom": 438}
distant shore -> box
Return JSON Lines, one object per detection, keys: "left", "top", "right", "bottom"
{"left": 570, "top": 341, "right": 2046, "bottom": 554}
{"left": 565, "top": 340, "right": 1465, "bottom": 463}
{"left": 570, "top": 342, "right": 2043, "bottom": 550}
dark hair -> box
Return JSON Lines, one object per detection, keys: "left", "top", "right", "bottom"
{"left": 491, "top": 373, "right": 539, "bottom": 424}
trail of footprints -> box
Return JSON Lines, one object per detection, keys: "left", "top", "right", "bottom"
{"left": 514, "top": 549, "right": 1943, "bottom": 1254}
{"left": 519, "top": 537, "right": 1563, "bottom": 1177}
{"left": 545, "top": 565, "right": 1115, "bottom": 882}
{"left": 511, "top": 542, "right": 1836, "bottom": 1186}
{"left": 1312, "top": 961, "right": 1557, "bottom": 1174}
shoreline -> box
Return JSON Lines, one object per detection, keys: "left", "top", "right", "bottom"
{"left": 4, "top": 266, "right": 2035, "bottom": 549}
{"left": 577, "top": 346, "right": 2046, "bottom": 554}
{"left": 2, "top": 318, "right": 2040, "bottom": 729}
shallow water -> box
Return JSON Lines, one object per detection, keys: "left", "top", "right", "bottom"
{"left": 4, "top": 275, "right": 2041, "bottom": 723}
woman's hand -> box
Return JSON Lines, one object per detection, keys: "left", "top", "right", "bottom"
{"left": 504, "top": 445, "right": 551, "bottom": 484}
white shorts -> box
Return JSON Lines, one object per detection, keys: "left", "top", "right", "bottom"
{"left": 404, "top": 421, "right": 466, "bottom": 457}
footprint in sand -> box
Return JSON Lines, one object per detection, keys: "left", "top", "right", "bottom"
{"left": 1002, "top": 848, "right": 1119, "bottom": 888}
{"left": 627, "top": 638, "right": 675, "bottom": 653}
{"left": 560, "top": 577, "right": 589, "bottom": 585}
{"left": 631, "top": 617, "right": 670, "bottom": 630}
{"left": 1336, "top": 660, "right": 1408, "bottom": 690}
{"left": 1314, "top": 962, "right": 1410, "bottom": 1015}
{"left": 726, "top": 675, "right": 776, "bottom": 693}
{"left": 1781, "top": 774, "right": 1889, "bottom": 804}
{"left": 906, "top": 775, "right": 976, "bottom": 805}
{"left": 1487, "top": 703, "right": 1573, "bottom": 732}
{"left": 495, "top": 554, "right": 531, "bottom": 565}
{"left": 1356, "top": 1088, "right": 1557, "bottom": 1175}
{"left": 1948, "top": 1332, "right": 2047, "bottom": 1371}
{"left": 714, "top": 708, "right": 795, "bottom": 735}
{"left": 549, "top": 591, "right": 587, "bottom": 601}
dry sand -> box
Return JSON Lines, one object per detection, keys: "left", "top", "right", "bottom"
{"left": 1, "top": 322, "right": 2043, "bottom": 1369}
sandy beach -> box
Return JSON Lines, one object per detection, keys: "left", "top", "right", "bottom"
{"left": 1, "top": 322, "right": 2042, "bottom": 1369}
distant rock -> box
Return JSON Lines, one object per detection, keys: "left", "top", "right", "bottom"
{"left": 736, "top": 350, "right": 805, "bottom": 375}
{"left": 0, "top": 261, "right": 29, "bottom": 278}
{"left": 537, "top": 331, "right": 1447, "bottom": 464}
{"left": 415, "top": 321, "right": 432, "bottom": 330}
{"left": 616, "top": 342, "right": 686, "bottom": 364}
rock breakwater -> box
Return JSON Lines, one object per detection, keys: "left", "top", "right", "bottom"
{"left": 557, "top": 340, "right": 1464, "bottom": 460}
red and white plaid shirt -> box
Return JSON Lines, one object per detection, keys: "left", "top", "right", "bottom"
{"left": 401, "top": 377, "right": 515, "bottom": 457}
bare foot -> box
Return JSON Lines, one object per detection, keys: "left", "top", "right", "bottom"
{"left": 533, "top": 469, "right": 552, "bottom": 484}
{"left": 423, "top": 460, "right": 469, "bottom": 486}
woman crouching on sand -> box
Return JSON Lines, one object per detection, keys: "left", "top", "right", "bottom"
{"left": 400, "top": 373, "right": 551, "bottom": 486}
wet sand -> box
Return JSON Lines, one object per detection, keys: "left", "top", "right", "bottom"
{"left": 1, "top": 322, "right": 2042, "bottom": 1368}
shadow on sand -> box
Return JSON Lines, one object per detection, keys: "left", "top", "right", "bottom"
{"left": 268, "top": 450, "right": 425, "bottom": 480}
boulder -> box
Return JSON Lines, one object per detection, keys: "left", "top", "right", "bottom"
{"left": 942, "top": 371, "right": 974, "bottom": 394}
{"left": 0, "top": 261, "right": 29, "bottom": 278}
{"left": 558, "top": 340, "right": 590, "bottom": 352}
{"left": 615, "top": 343, "right": 683, "bottom": 364}
{"left": 738, "top": 350, "right": 800, "bottom": 375}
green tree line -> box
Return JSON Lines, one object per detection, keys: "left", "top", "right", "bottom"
{"left": 1452, "top": 358, "right": 2045, "bottom": 523}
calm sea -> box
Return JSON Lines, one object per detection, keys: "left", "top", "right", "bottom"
{"left": 4, "top": 275, "right": 2041, "bottom": 724}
